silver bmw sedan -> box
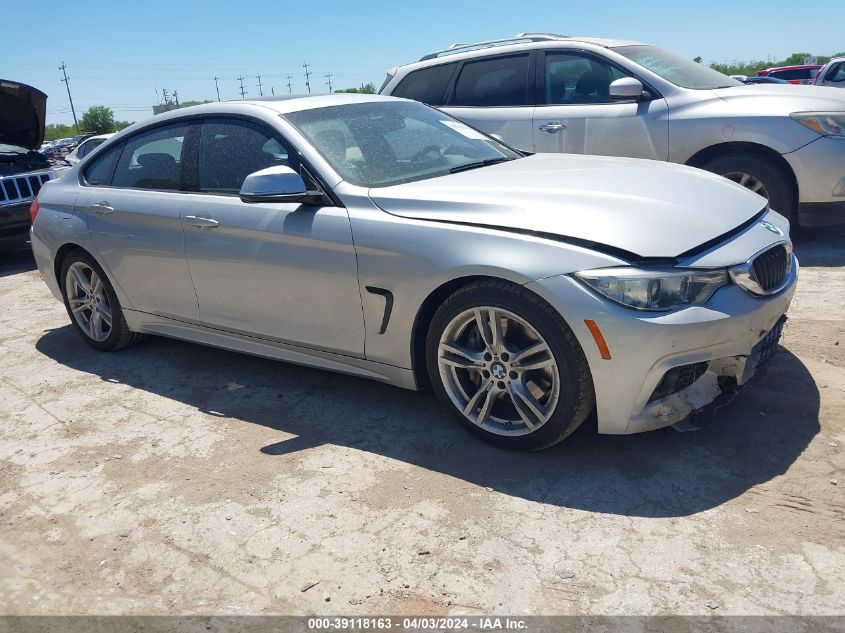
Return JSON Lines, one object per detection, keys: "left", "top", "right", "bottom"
{"left": 30, "top": 94, "right": 797, "bottom": 450}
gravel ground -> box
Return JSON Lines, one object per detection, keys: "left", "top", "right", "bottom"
{"left": 0, "top": 228, "right": 843, "bottom": 616}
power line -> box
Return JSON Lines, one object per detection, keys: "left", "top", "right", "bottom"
{"left": 213, "top": 76, "right": 221, "bottom": 101}
{"left": 285, "top": 74, "right": 293, "bottom": 94}
{"left": 237, "top": 75, "right": 246, "bottom": 99}
{"left": 58, "top": 62, "right": 80, "bottom": 135}
{"left": 324, "top": 72, "right": 333, "bottom": 92}
{"left": 303, "top": 62, "right": 312, "bottom": 93}
{"left": 256, "top": 74, "right": 264, "bottom": 97}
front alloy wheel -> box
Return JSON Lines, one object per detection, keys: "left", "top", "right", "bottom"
{"left": 426, "top": 280, "right": 594, "bottom": 450}
{"left": 438, "top": 306, "right": 560, "bottom": 436}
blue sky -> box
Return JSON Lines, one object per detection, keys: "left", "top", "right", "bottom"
{"left": 4, "top": 0, "right": 839, "bottom": 126}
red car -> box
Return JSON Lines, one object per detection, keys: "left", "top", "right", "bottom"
{"left": 756, "top": 64, "right": 822, "bottom": 85}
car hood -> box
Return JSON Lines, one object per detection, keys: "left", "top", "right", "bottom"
{"left": 368, "top": 154, "right": 767, "bottom": 259}
{"left": 713, "top": 84, "right": 845, "bottom": 112}
{"left": 0, "top": 79, "right": 47, "bottom": 149}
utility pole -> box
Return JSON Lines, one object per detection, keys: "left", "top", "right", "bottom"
{"left": 172, "top": 90, "right": 180, "bottom": 108}
{"left": 256, "top": 74, "right": 263, "bottom": 96}
{"left": 285, "top": 74, "right": 293, "bottom": 94}
{"left": 324, "top": 73, "right": 333, "bottom": 92}
{"left": 58, "top": 62, "right": 80, "bottom": 134}
{"left": 303, "top": 62, "right": 312, "bottom": 93}
{"left": 237, "top": 75, "right": 246, "bottom": 99}
{"left": 271, "top": 86, "right": 275, "bottom": 96}
{"left": 213, "top": 76, "right": 221, "bottom": 101}
{"left": 162, "top": 88, "right": 170, "bottom": 106}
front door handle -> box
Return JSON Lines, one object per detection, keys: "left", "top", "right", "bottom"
{"left": 538, "top": 122, "right": 566, "bottom": 133}
{"left": 183, "top": 215, "right": 219, "bottom": 228}
{"left": 91, "top": 201, "right": 114, "bottom": 215}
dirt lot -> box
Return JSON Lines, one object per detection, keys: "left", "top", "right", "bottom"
{"left": 0, "top": 228, "right": 843, "bottom": 617}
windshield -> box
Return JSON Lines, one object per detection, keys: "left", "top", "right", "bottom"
{"left": 614, "top": 45, "right": 742, "bottom": 89}
{"left": 284, "top": 101, "right": 521, "bottom": 187}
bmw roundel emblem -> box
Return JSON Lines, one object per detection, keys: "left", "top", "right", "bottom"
{"left": 760, "top": 220, "right": 783, "bottom": 236}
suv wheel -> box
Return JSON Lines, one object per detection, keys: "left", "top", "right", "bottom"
{"left": 702, "top": 153, "right": 796, "bottom": 220}
{"left": 426, "top": 280, "right": 594, "bottom": 450}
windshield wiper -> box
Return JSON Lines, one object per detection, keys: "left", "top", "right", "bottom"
{"left": 449, "top": 157, "right": 513, "bottom": 174}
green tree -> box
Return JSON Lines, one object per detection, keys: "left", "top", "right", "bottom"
{"left": 80, "top": 106, "right": 116, "bottom": 134}
{"left": 335, "top": 82, "right": 377, "bottom": 94}
{"left": 693, "top": 56, "right": 703, "bottom": 64}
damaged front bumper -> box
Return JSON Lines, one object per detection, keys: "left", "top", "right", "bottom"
{"left": 635, "top": 316, "right": 786, "bottom": 432}
{"left": 526, "top": 255, "right": 798, "bottom": 435}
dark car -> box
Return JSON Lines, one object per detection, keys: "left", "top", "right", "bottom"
{"left": 741, "top": 76, "right": 790, "bottom": 85}
{"left": 0, "top": 80, "right": 55, "bottom": 249}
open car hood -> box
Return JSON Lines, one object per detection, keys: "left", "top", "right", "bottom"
{"left": 0, "top": 80, "right": 47, "bottom": 150}
{"left": 368, "top": 154, "right": 768, "bottom": 259}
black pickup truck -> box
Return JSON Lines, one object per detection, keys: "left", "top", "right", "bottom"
{"left": 1, "top": 80, "right": 55, "bottom": 249}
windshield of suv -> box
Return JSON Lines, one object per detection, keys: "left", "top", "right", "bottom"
{"left": 284, "top": 101, "right": 521, "bottom": 187}
{"left": 613, "top": 45, "right": 742, "bottom": 89}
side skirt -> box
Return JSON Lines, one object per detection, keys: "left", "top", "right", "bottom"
{"left": 123, "top": 309, "right": 419, "bottom": 390}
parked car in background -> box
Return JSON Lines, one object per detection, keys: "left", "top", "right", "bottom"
{"left": 65, "top": 133, "right": 114, "bottom": 165}
{"left": 381, "top": 34, "right": 845, "bottom": 226}
{"left": 32, "top": 95, "right": 797, "bottom": 449}
{"left": 756, "top": 64, "right": 821, "bottom": 85}
{"left": 814, "top": 57, "right": 845, "bottom": 88}
{"left": 0, "top": 79, "right": 56, "bottom": 248}
{"left": 738, "top": 76, "right": 790, "bottom": 85}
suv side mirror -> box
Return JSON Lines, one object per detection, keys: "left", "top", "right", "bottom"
{"left": 239, "top": 166, "right": 308, "bottom": 203}
{"left": 609, "top": 77, "right": 647, "bottom": 101}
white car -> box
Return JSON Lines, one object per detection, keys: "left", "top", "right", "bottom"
{"left": 64, "top": 133, "right": 115, "bottom": 165}
{"left": 381, "top": 34, "right": 845, "bottom": 226}
{"left": 814, "top": 57, "right": 845, "bottom": 89}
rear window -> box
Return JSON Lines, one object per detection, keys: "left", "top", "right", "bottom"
{"left": 391, "top": 63, "right": 456, "bottom": 105}
{"left": 824, "top": 62, "right": 845, "bottom": 83}
{"left": 83, "top": 143, "right": 122, "bottom": 186}
{"left": 450, "top": 55, "right": 530, "bottom": 107}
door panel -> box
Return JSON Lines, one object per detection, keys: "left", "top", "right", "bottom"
{"left": 181, "top": 195, "right": 364, "bottom": 356}
{"left": 532, "top": 51, "right": 669, "bottom": 160}
{"left": 77, "top": 124, "right": 199, "bottom": 321}
{"left": 441, "top": 106, "right": 536, "bottom": 152}
{"left": 79, "top": 187, "right": 199, "bottom": 320}
{"left": 183, "top": 116, "right": 364, "bottom": 356}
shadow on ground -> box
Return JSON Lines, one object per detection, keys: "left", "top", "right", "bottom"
{"left": 0, "top": 246, "right": 35, "bottom": 278}
{"left": 36, "top": 324, "right": 819, "bottom": 518}
{"left": 794, "top": 224, "right": 845, "bottom": 267}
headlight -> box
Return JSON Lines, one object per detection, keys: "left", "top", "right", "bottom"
{"left": 574, "top": 268, "right": 729, "bottom": 311}
{"left": 790, "top": 112, "right": 845, "bottom": 137}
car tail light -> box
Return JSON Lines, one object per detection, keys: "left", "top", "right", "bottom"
{"left": 29, "top": 198, "right": 39, "bottom": 224}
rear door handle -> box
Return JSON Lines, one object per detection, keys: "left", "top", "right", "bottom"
{"left": 183, "top": 215, "right": 219, "bottom": 228}
{"left": 91, "top": 201, "right": 114, "bottom": 215}
{"left": 538, "top": 122, "right": 566, "bottom": 133}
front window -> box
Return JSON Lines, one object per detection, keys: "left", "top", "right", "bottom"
{"left": 285, "top": 101, "right": 521, "bottom": 187}
{"left": 614, "top": 45, "right": 741, "bottom": 89}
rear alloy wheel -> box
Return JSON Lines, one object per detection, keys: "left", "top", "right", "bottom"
{"left": 426, "top": 280, "right": 594, "bottom": 450}
{"left": 60, "top": 249, "right": 144, "bottom": 351}
{"left": 701, "top": 153, "right": 796, "bottom": 220}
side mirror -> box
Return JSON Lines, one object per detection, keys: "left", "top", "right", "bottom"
{"left": 609, "top": 77, "right": 647, "bottom": 101}
{"left": 239, "top": 166, "right": 307, "bottom": 203}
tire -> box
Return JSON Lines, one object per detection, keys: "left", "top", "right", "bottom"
{"left": 425, "top": 279, "right": 594, "bottom": 451}
{"left": 59, "top": 249, "right": 144, "bottom": 351}
{"left": 701, "top": 153, "right": 796, "bottom": 220}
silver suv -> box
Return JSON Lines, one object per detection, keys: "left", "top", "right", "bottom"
{"left": 381, "top": 34, "right": 845, "bottom": 226}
